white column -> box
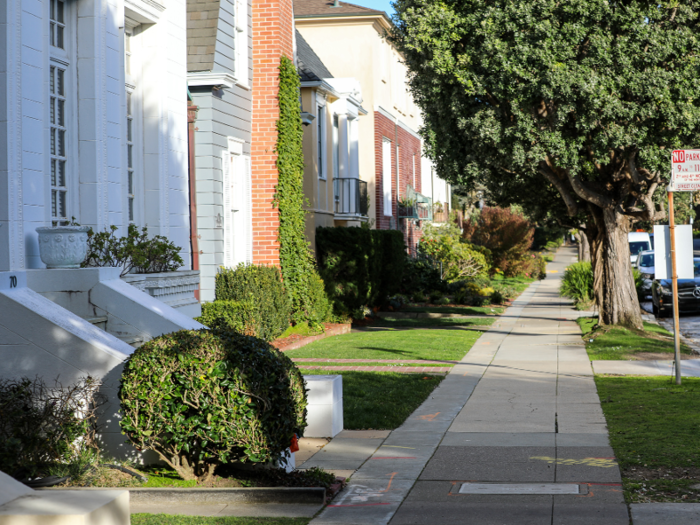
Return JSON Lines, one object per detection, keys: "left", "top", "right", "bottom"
{"left": 349, "top": 117, "right": 359, "bottom": 179}
{"left": 76, "top": 0, "right": 113, "bottom": 231}
{"left": 337, "top": 113, "right": 349, "bottom": 178}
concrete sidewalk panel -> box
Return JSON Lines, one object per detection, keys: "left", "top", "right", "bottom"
{"left": 630, "top": 503, "right": 700, "bottom": 524}
{"left": 391, "top": 496, "right": 552, "bottom": 524}
{"left": 440, "top": 432, "right": 555, "bottom": 447}
{"left": 556, "top": 434, "right": 611, "bottom": 447}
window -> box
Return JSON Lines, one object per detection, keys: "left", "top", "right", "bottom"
{"left": 50, "top": 0, "right": 65, "bottom": 49}
{"left": 235, "top": 0, "right": 248, "bottom": 86}
{"left": 317, "top": 105, "right": 325, "bottom": 179}
{"left": 126, "top": 91, "right": 135, "bottom": 222}
{"left": 50, "top": 65, "right": 68, "bottom": 225}
{"left": 382, "top": 138, "right": 392, "bottom": 216}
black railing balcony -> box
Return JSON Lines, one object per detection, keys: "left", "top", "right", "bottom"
{"left": 397, "top": 185, "right": 432, "bottom": 221}
{"left": 334, "top": 178, "right": 368, "bottom": 219}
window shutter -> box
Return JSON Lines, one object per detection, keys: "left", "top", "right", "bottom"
{"left": 223, "top": 152, "right": 234, "bottom": 268}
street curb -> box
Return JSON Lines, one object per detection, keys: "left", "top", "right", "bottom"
{"left": 274, "top": 324, "right": 351, "bottom": 352}
{"left": 40, "top": 487, "right": 326, "bottom": 505}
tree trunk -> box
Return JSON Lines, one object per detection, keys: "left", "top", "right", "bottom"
{"left": 580, "top": 231, "right": 590, "bottom": 262}
{"left": 589, "top": 209, "right": 642, "bottom": 329}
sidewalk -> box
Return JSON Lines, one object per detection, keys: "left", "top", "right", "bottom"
{"left": 302, "top": 246, "right": 629, "bottom": 525}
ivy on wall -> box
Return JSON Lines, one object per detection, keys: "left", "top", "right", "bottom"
{"left": 274, "top": 56, "right": 331, "bottom": 328}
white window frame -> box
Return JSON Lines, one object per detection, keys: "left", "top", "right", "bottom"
{"left": 124, "top": 20, "right": 143, "bottom": 225}
{"left": 317, "top": 104, "right": 326, "bottom": 180}
{"left": 234, "top": 0, "right": 249, "bottom": 87}
{"left": 382, "top": 138, "right": 393, "bottom": 216}
{"left": 49, "top": 0, "right": 75, "bottom": 226}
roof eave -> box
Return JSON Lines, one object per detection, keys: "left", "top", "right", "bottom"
{"left": 294, "top": 12, "right": 392, "bottom": 28}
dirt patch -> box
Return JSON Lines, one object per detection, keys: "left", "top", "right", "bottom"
{"left": 272, "top": 323, "right": 350, "bottom": 351}
{"left": 624, "top": 466, "right": 700, "bottom": 481}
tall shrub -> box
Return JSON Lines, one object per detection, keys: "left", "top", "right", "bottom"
{"left": 560, "top": 262, "right": 594, "bottom": 304}
{"left": 418, "top": 223, "right": 488, "bottom": 282}
{"left": 316, "top": 227, "right": 406, "bottom": 317}
{"left": 463, "top": 207, "right": 534, "bottom": 277}
{"left": 211, "top": 264, "right": 290, "bottom": 342}
{"left": 275, "top": 56, "right": 330, "bottom": 328}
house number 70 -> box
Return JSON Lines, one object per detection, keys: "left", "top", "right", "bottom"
{"left": 9, "top": 275, "right": 17, "bottom": 288}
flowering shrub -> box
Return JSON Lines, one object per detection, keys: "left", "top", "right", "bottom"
{"left": 418, "top": 224, "right": 488, "bottom": 282}
{"left": 462, "top": 207, "right": 534, "bottom": 277}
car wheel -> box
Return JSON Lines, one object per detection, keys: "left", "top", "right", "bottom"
{"left": 658, "top": 307, "right": 670, "bottom": 319}
{"left": 652, "top": 303, "right": 659, "bottom": 316}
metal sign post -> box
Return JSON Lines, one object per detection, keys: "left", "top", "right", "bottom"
{"left": 667, "top": 191, "right": 682, "bottom": 385}
{"left": 668, "top": 149, "right": 700, "bottom": 384}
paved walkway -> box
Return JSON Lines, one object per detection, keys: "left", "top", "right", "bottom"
{"left": 303, "top": 246, "right": 629, "bottom": 525}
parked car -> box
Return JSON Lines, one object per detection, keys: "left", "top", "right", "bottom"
{"left": 629, "top": 231, "right": 652, "bottom": 264}
{"left": 649, "top": 233, "right": 654, "bottom": 250}
{"left": 635, "top": 250, "right": 655, "bottom": 298}
{"left": 694, "top": 238, "right": 700, "bottom": 257}
{"left": 651, "top": 258, "right": 700, "bottom": 317}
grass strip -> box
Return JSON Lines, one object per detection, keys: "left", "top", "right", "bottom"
{"left": 596, "top": 375, "right": 700, "bottom": 503}
{"left": 132, "top": 516, "right": 309, "bottom": 525}
{"left": 285, "top": 329, "right": 480, "bottom": 362}
{"left": 371, "top": 317, "right": 495, "bottom": 328}
{"left": 296, "top": 361, "right": 453, "bottom": 368}
{"left": 578, "top": 317, "right": 692, "bottom": 360}
{"left": 302, "top": 370, "right": 444, "bottom": 429}
{"left": 401, "top": 306, "right": 504, "bottom": 316}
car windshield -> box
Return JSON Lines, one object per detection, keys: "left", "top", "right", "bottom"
{"left": 630, "top": 241, "right": 650, "bottom": 255}
{"left": 639, "top": 253, "right": 654, "bottom": 267}
{"left": 695, "top": 260, "right": 700, "bottom": 278}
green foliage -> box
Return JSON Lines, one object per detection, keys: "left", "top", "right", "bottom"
{"left": 632, "top": 267, "right": 645, "bottom": 301}
{"left": 197, "top": 300, "right": 257, "bottom": 338}
{"left": 0, "top": 376, "right": 102, "bottom": 480}
{"left": 316, "top": 226, "right": 407, "bottom": 318}
{"left": 212, "top": 264, "right": 291, "bottom": 341}
{"left": 418, "top": 223, "right": 488, "bottom": 282}
{"left": 401, "top": 257, "right": 446, "bottom": 295}
{"left": 274, "top": 56, "right": 331, "bottom": 328}
{"left": 463, "top": 207, "right": 534, "bottom": 277}
{"left": 119, "top": 329, "right": 307, "bottom": 482}
{"left": 560, "top": 262, "right": 594, "bottom": 305}
{"left": 83, "top": 224, "right": 183, "bottom": 277}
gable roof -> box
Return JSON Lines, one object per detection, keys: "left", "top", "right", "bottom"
{"left": 296, "top": 30, "right": 334, "bottom": 82}
{"left": 187, "top": 0, "right": 221, "bottom": 72}
{"left": 294, "top": 0, "right": 387, "bottom": 19}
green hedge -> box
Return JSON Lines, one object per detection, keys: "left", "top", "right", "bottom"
{"left": 210, "top": 264, "right": 291, "bottom": 341}
{"left": 315, "top": 227, "right": 406, "bottom": 317}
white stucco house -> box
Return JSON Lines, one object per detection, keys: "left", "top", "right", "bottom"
{"left": 0, "top": 0, "right": 203, "bottom": 460}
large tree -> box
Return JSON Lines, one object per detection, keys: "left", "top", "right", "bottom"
{"left": 392, "top": 0, "right": 700, "bottom": 328}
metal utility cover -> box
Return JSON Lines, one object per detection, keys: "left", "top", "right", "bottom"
{"left": 457, "top": 483, "right": 581, "bottom": 495}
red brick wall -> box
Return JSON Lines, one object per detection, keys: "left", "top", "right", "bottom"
{"left": 374, "top": 111, "right": 423, "bottom": 252}
{"left": 251, "top": 0, "right": 295, "bottom": 265}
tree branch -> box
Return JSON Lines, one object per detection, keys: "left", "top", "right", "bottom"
{"left": 564, "top": 168, "right": 612, "bottom": 209}
{"left": 537, "top": 161, "right": 579, "bottom": 217}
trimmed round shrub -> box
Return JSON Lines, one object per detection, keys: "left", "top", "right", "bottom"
{"left": 119, "top": 329, "right": 307, "bottom": 482}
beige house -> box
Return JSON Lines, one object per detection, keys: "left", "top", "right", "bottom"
{"left": 297, "top": 30, "right": 368, "bottom": 250}
{"left": 295, "top": 0, "right": 449, "bottom": 241}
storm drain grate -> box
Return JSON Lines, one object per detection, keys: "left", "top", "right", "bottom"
{"left": 457, "top": 483, "right": 583, "bottom": 495}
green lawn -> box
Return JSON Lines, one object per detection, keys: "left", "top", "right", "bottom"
{"left": 596, "top": 376, "right": 700, "bottom": 502}
{"left": 303, "top": 370, "right": 444, "bottom": 429}
{"left": 577, "top": 317, "right": 692, "bottom": 360}
{"left": 132, "top": 516, "right": 309, "bottom": 525}
{"left": 285, "top": 329, "right": 481, "bottom": 362}
{"left": 296, "top": 361, "right": 453, "bottom": 367}
{"left": 371, "top": 317, "right": 495, "bottom": 328}
{"left": 401, "top": 305, "right": 503, "bottom": 316}
{"left": 490, "top": 276, "right": 536, "bottom": 297}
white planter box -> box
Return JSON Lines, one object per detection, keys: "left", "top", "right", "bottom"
{"left": 303, "top": 375, "right": 343, "bottom": 438}
{"left": 122, "top": 270, "right": 201, "bottom": 318}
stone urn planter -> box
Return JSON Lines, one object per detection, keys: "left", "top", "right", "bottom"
{"left": 36, "top": 226, "right": 90, "bottom": 269}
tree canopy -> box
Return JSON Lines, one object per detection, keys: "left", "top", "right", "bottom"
{"left": 391, "top": 0, "right": 700, "bottom": 327}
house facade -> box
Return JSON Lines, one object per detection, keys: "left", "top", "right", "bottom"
{"left": 0, "top": 0, "right": 203, "bottom": 460}
{"left": 187, "top": 0, "right": 254, "bottom": 303}
{"left": 297, "top": 31, "right": 368, "bottom": 250}
{"left": 294, "top": 0, "right": 447, "bottom": 252}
